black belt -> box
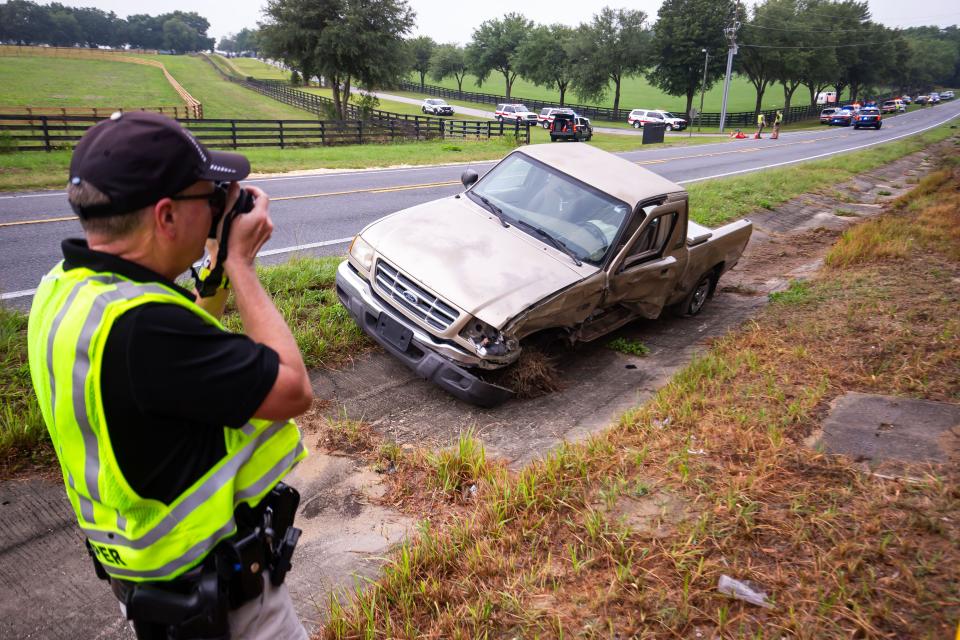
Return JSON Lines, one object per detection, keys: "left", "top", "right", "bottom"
{"left": 92, "top": 483, "right": 302, "bottom": 639}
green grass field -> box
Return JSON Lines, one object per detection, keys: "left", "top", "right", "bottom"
{"left": 0, "top": 56, "right": 182, "bottom": 108}
{"left": 406, "top": 73, "right": 833, "bottom": 115}
{"left": 134, "top": 54, "right": 314, "bottom": 120}
{"left": 228, "top": 57, "right": 289, "bottom": 81}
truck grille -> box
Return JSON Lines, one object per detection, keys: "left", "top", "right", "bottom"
{"left": 374, "top": 260, "right": 460, "bottom": 331}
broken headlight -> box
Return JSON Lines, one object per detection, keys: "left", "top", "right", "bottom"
{"left": 460, "top": 318, "right": 518, "bottom": 358}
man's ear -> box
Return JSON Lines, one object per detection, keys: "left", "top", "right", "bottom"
{"left": 153, "top": 198, "right": 176, "bottom": 240}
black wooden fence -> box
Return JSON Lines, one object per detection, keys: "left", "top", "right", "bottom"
{"left": 196, "top": 53, "right": 517, "bottom": 138}
{"left": 0, "top": 114, "right": 530, "bottom": 151}
{"left": 396, "top": 80, "right": 837, "bottom": 127}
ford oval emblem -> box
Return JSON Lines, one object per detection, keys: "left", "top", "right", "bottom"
{"left": 400, "top": 289, "right": 419, "bottom": 305}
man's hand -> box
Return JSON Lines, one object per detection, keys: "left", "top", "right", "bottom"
{"left": 223, "top": 185, "right": 273, "bottom": 275}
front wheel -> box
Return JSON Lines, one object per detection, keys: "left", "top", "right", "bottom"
{"left": 666, "top": 123, "right": 674, "bottom": 131}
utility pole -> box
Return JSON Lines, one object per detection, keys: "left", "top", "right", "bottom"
{"left": 718, "top": 16, "right": 740, "bottom": 133}
{"left": 698, "top": 48, "right": 709, "bottom": 132}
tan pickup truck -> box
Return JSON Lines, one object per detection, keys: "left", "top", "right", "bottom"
{"left": 336, "top": 143, "right": 752, "bottom": 406}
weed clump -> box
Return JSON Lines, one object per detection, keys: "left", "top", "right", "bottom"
{"left": 607, "top": 337, "right": 650, "bottom": 357}
{"left": 498, "top": 348, "right": 562, "bottom": 398}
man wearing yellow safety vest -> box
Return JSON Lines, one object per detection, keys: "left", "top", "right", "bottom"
{"left": 755, "top": 112, "right": 767, "bottom": 138}
{"left": 27, "top": 111, "right": 313, "bottom": 639}
{"left": 772, "top": 109, "right": 783, "bottom": 139}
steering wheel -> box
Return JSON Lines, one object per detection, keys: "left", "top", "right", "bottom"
{"left": 578, "top": 220, "right": 609, "bottom": 250}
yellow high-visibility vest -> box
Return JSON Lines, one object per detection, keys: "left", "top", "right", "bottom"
{"left": 27, "top": 263, "right": 306, "bottom": 582}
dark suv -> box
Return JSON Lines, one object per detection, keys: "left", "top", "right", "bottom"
{"left": 549, "top": 113, "right": 593, "bottom": 142}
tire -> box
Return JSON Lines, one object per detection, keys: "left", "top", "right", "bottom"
{"left": 666, "top": 123, "right": 674, "bottom": 131}
{"left": 550, "top": 135, "right": 558, "bottom": 142}
{"left": 422, "top": 107, "right": 427, "bottom": 113}
{"left": 876, "top": 123, "right": 882, "bottom": 129}
{"left": 854, "top": 125, "right": 859, "bottom": 129}
{"left": 496, "top": 115, "right": 503, "bottom": 123}
{"left": 677, "top": 273, "right": 713, "bottom": 317}
{"left": 633, "top": 121, "right": 641, "bottom": 129}
{"left": 586, "top": 134, "right": 593, "bottom": 141}
{"left": 542, "top": 121, "right": 550, "bottom": 129}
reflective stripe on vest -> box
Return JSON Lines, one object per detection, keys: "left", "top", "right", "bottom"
{"left": 27, "top": 264, "right": 307, "bottom": 582}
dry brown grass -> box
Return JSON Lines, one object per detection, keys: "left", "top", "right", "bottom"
{"left": 321, "top": 160, "right": 960, "bottom": 639}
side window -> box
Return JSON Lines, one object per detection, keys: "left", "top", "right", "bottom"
{"left": 650, "top": 112, "right": 663, "bottom": 120}
{"left": 625, "top": 213, "right": 678, "bottom": 264}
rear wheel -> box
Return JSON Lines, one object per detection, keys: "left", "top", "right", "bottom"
{"left": 542, "top": 121, "right": 550, "bottom": 129}
{"left": 876, "top": 123, "right": 882, "bottom": 129}
{"left": 676, "top": 273, "right": 713, "bottom": 317}
{"left": 550, "top": 135, "right": 558, "bottom": 142}
{"left": 633, "top": 121, "right": 641, "bottom": 129}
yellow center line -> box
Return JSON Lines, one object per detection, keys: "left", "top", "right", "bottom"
{"left": 0, "top": 181, "right": 464, "bottom": 228}
{"left": 0, "top": 215, "right": 76, "bottom": 228}
{"left": 0, "top": 132, "right": 851, "bottom": 228}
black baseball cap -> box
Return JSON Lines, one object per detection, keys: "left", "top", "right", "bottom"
{"left": 68, "top": 111, "right": 250, "bottom": 218}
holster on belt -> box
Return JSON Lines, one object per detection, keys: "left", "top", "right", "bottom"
{"left": 95, "top": 483, "right": 302, "bottom": 637}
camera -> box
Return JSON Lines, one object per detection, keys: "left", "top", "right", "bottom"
{"left": 232, "top": 187, "right": 256, "bottom": 215}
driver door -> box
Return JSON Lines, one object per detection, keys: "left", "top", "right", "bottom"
{"left": 604, "top": 200, "right": 688, "bottom": 319}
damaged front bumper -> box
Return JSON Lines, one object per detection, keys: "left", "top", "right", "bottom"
{"left": 335, "top": 261, "right": 513, "bottom": 408}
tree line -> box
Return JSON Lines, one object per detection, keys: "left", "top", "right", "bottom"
{"left": 3, "top": 0, "right": 957, "bottom": 118}
{"left": 0, "top": 1, "right": 215, "bottom": 52}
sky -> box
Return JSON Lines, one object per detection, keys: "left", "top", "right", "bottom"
{"left": 50, "top": 0, "right": 960, "bottom": 46}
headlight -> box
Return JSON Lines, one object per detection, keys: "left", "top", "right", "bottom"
{"left": 460, "top": 318, "right": 518, "bottom": 358}
{"left": 349, "top": 235, "right": 375, "bottom": 272}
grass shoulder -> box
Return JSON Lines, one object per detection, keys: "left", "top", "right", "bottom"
{"left": 325, "top": 158, "right": 960, "bottom": 638}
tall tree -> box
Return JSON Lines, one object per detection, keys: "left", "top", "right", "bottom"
{"left": 407, "top": 35, "right": 436, "bottom": 89}
{"left": 515, "top": 24, "right": 576, "bottom": 105}
{"left": 739, "top": 2, "right": 778, "bottom": 114}
{"left": 430, "top": 43, "right": 468, "bottom": 93}
{"left": 466, "top": 13, "right": 531, "bottom": 98}
{"left": 647, "top": 0, "right": 733, "bottom": 117}
{"left": 568, "top": 7, "right": 649, "bottom": 115}
{"left": 162, "top": 18, "right": 198, "bottom": 53}
{"left": 261, "top": 0, "right": 414, "bottom": 119}
{"left": 234, "top": 28, "right": 260, "bottom": 56}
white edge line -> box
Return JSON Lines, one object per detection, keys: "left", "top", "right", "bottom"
{"left": 1, "top": 237, "right": 355, "bottom": 301}
{"left": 676, "top": 112, "right": 958, "bottom": 185}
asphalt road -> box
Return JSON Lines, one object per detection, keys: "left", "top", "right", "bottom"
{"left": 1, "top": 101, "right": 958, "bottom": 304}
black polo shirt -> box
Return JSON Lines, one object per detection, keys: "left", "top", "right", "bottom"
{"left": 61, "top": 239, "right": 280, "bottom": 505}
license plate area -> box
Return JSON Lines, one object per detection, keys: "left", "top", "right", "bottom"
{"left": 377, "top": 313, "right": 413, "bottom": 352}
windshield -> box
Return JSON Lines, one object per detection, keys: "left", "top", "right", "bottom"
{"left": 468, "top": 153, "right": 631, "bottom": 265}
{"left": 427, "top": 99, "right": 445, "bottom": 105}
{"left": 662, "top": 112, "right": 680, "bottom": 118}
{"left": 515, "top": 104, "right": 529, "bottom": 112}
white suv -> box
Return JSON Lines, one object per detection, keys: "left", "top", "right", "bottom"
{"left": 627, "top": 109, "right": 687, "bottom": 131}
{"left": 495, "top": 103, "right": 539, "bottom": 124}
{"left": 421, "top": 98, "right": 454, "bottom": 116}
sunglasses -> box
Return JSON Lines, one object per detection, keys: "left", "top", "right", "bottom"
{"left": 170, "top": 183, "right": 230, "bottom": 238}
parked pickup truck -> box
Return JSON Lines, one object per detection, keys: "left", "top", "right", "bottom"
{"left": 335, "top": 144, "right": 752, "bottom": 406}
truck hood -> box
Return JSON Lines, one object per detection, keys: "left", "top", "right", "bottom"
{"left": 361, "top": 196, "right": 593, "bottom": 329}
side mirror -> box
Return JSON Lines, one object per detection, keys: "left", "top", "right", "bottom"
{"left": 461, "top": 169, "right": 479, "bottom": 189}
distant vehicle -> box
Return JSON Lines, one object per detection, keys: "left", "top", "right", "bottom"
{"left": 538, "top": 107, "right": 575, "bottom": 129}
{"left": 495, "top": 104, "right": 539, "bottom": 124}
{"left": 900, "top": 95, "right": 912, "bottom": 104}
{"left": 421, "top": 98, "right": 454, "bottom": 116}
{"left": 829, "top": 106, "right": 856, "bottom": 126}
{"left": 941, "top": 90, "right": 955, "bottom": 100}
{"left": 819, "top": 107, "right": 839, "bottom": 123}
{"left": 880, "top": 99, "right": 905, "bottom": 113}
{"left": 627, "top": 109, "right": 687, "bottom": 131}
{"left": 817, "top": 91, "right": 838, "bottom": 104}
{"left": 929, "top": 92, "right": 941, "bottom": 103}
{"left": 915, "top": 95, "right": 930, "bottom": 105}
{"left": 549, "top": 113, "right": 593, "bottom": 142}
{"left": 853, "top": 107, "right": 882, "bottom": 130}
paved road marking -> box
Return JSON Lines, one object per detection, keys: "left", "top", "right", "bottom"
{"left": 0, "top": 215, "right": 76, "bottom": 228}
